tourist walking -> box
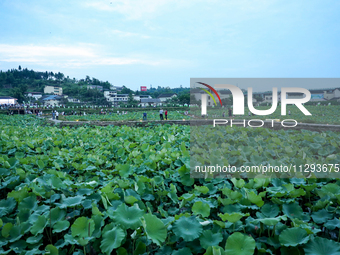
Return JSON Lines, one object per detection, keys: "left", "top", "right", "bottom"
{"left": 143, "top": 112, "right": 147, "bottom": 120}
{"left": 165, "top": 110, "right": 168, "bottom": 120}
{"left": 55, "top": 111, "right": 59, "bottom": 120}
{"left": 228, "top": 108, "right": 232, "bottom": 117}
{"left": 159, "top": 109, "right": 164, "bottom": 120}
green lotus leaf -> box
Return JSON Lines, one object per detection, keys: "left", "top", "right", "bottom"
{"left": 194, "top": 185, "right": 209, "bottom": 194}
{"left": 71, "top": 217, "right": 95, "bottom": 238}
{"left": 260, "top": 203, "right": 280, "bottom": 218}
{"left": 311, "top": 209, "right": 332, "bottom": 224}
{"left": 259, "top": 216, "right": 286, "bottom": 226}
{"left": 247, "top": 191, "right": 264, "bottom": 207}
{"left": 320, "top": 183, "right": 340, "bottom": 197}
{"left": 116, "top": 164, "right": 134, "bottom": 178}
{"left": 199, "top": 230, "right": 223, "bottom": 249}
{"left": 282, "top": 203, "right": 303, "bottom": 219}
{"left": 218, "top": 212, "right": 249, "bottom": 223}
{"left": 231, "top": 178, "right": 245, "bottom": 189}
{"left": 2, "top": 223, "right": 13, "bottom": 238}
{"left": 133, "top": 240, "right": 146, "bottom": 255}
{"left": 279, "top": 227, "right": 309, "bottom": 247}
{"left": 75, "top": 236, "right": 92, "bottom": 246}
{"left": 253, "top": 178, "right": 270, "bottom": 189}
{"left": 25, "top": 248, "right": 43, "bottom": 255}
{"left": 172, "top": 247, "right": 193, "bottom": 255}
{"left": 37, "top": 160, "right": 45, "bottom": 170}
{"left": 304, "top": 237, "right": 340, "bottom": 255}
{"left": 50, "top": 207, "right": 67, "bottom": 226}
{"left": 0, "top": 197, "right": 16, "bottom": 217}
{"left": 124, "top": 195, "right": 138, "bottom": 205}
{"left": 289, "top": 188, "right": 306, "bottom": 198}
{"left": 45, "top": 244, "right": 58, "bottom": 255}
{"left": 173, "top": 216, "right": 203, "bottom": 242}
{"left": 117, "top": 247, "right": 128, "bottom": 255}
{"left": 53, "top": 220, "right": 70, "bottom": 233}
{"left": 100, "top": 226, "right": 126, "bottom": 255}
{"left": 58, "top": 195, "right": 84, "bottom": 208}
{"left": 17, "top": 195, "right": 38, "bottom": 212}
{"left": 26, "top": 234, "right": 43, "bottom": 244}
{"left": 225, "top": 232, "right": 256, "bottom": 255}
{"left": 204, "top": 246, "right": 227, "bottom": 255}
{"left": 112, "top": 203, "right": 144, "bottom": 230}
{"left": 9, "top": 239, "right": 27, "bottom": 253}
{"left": 30, "top": 215, "right": 48, "bottom": 236}
{"left": 324, "top": 218, "right": 340, "bottom": 230}
{"left": 180, "top": 193, "right": 195, "bottom": 200}
{"left": 7, "top": 225, "right": 23, "bottom": 242}
{"left": 192, "top": 201, "right": 210, "bottom": 217}
{"left": 141, "top": 214, "right": 167, "bottom": 246}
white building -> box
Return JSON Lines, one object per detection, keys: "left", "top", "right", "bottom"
{"left": 139, "top": 98, "right": 162, "bottom": 107}
{"left": 133, "top": 95, "right": 152, "bottom": 101}
{"left": 157, "top": 93, "right": 177, "bottom": 102}
{"left": 87, "top": 85, "right": 103, "bottom": 91}
{"left": 104, "top": 91, "right": 129, "bottom": 105}
{"left": 323, "top": 88, "right": 340, "bottom": 100}
{"left": 44, "top": 86, "right": 63, "bottom": 95}
{"left": 67, "top": 97, "right": 81, "bottom": 103}
{"left": 0, "top": 96, "right": 17, "bottom": 105}
{"left": 41, "top": 95, "right": 62, "bottom": 106}
{"left": 26, "top": 92, "right": 42, "bottom": 100}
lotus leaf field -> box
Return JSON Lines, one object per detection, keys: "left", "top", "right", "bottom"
{"left": 0, "top": 115, "right": 340, "bottom": 254}
{"left": 190, "top": 105, "right": 340, "bottom": 125}
{"left": 62, "top": 111, "right": 188, "bottom": 122}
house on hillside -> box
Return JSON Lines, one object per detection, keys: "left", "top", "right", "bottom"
{"left": 322, "top": 88, "right": 340, "bottom": 100}
{"left": 103, "top": 91, "right": 129, "bottom": 106}
{"left": 133, "top": 95, "right": 152, "bottom": 101}
{"left": 40, "top": 95, "right": 62, "bottom": 106}
{"left": 139, "top": 98, "right": 162, "bottom": 107}
{"left": 0, "top": 96, "right": 17, "bottom": 105}
{"left": 157, "top": 93, "right": 177, "bottom": 102}
{"left": 44, "top": 86, "right": 63, "bottom": 95}
{"left": 87, "top": 85, "right": 103, "bottom": 91}
{"left": 109, "top": 85, "right": 124, "bottom": 91}
{"left": 67, "top": 97, "right": 81, "bottom": 103}
{"left": 26, "top": 92, "right": 42, "bottom": 100}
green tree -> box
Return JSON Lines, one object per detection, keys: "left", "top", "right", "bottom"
{"left": 127, "top": 93, "right": 139, "bottom": 107}
{"left": 178, "top": 93, "right": 190, "bottom": 105}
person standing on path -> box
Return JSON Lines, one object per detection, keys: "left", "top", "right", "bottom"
{"left": 228, "top": 108, "right": 232, "bottom": 118}
{"left": 165, "top": 110, "right": 168, "bottom": 120}
{"left": 143, "top": 112, "right": 147, "bottom": 120}
{"left": 52, "top": 111, "right": 55, "bottom": 120}
{"left": 55, "top": 111, "right": 59, "bottom": 120}
{"left": 159, "top": 109, "right": 164, "bottom": 120}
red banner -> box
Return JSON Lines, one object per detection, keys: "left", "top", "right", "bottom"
{"left": 141, "top": 86, "right": 147, "bottom": 91}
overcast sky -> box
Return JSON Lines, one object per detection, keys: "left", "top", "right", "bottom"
{"left": 0, "top": 0, "right": 339, "bottom": 90}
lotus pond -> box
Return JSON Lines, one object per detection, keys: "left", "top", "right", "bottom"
{"left": 0, "top": 115, "right": 340, "bottom": 254}
{"left": 190, "top": 105, "right": 340, "bottom": 125}
{"left": 61, "top": 111, "right": 189, "bottom": 122}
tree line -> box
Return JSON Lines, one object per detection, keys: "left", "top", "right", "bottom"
{"left": 0, "top": 66, "right": 190, "bottom": 105}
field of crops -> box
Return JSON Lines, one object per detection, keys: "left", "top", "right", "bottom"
{"left": 62, "top": 111, "right": 188, "bottom": 122}
{"left": 189, "top": 105, "right": 340, "bottom": 125}
{"left": 1, "top": 115, "right": 340, "bottom": 254}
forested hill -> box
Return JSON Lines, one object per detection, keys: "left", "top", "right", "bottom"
{"left": 0, "top": 66, "right": 189, "bottom": 104}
